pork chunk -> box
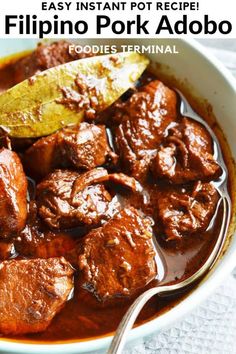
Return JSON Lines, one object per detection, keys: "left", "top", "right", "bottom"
{"left": 78, "top": 207, "right": 157, "bottom": 302}
{"left": 24, "top": 123, "right": 116, "bottom": 180}
{"left": 58, "top": 123, "right": 117, "bottom": 170}
{"left": 24, "top": 133, "right": 59, "bottom": 180}
{"left": 0, "top": 257, "right": 74, "bottom": 335}
{"left": 115, "top": 80, "right": 177, "bottom": 180}
{"left": 0, "top": 148, "right": 28, "bottom": 238}
{"left": 13, "top": 202, "right": 77, "bottom": 262}
{"left": 16, "top": 223, "right": 76, "bottom": 260}
{"left": 36, "top": 168, "right": 120, "bottom": 230}
{"left": 158, "top": 182, "right": 219, "bottom": 240}
{"left": 13, "top": 40, "right": 94, "bottom": 83}
{"left": 152, "top": 118, "right": 221, "bottom": 184}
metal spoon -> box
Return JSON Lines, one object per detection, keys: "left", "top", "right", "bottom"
{"left": 107, "top": 90, "right": 232, "bottom": 354}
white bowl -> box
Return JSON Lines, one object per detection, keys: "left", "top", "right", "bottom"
{"left": 0, "top": 38, "right": 235, "bottom": 354}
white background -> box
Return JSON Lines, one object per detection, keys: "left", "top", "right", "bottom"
{"left": 0, "top": 0, "right": 235, "bottom": 38}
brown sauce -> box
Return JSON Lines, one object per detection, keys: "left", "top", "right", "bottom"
{"left": 0, "top": 49, "right": 233, "bottom": 343}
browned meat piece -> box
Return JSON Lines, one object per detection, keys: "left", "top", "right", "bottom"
{"left": 16, "top": 223, "right": 76, "bottom": 260}
{"left": 78, "top": 207, "right": 157, "bottom": 302}
{"left": 0, "top": 257, "right": 73, "bottom": 335}
{"left": 0, "top": 148, "right": 28, "bottom": 238}
{"left": 157, "top": 182, "right": 219, "bottom": 240}
{"left": 32, "top": 234, "right": 76, "bottom": 260}
{"left": 24, "top": 123, "right": 116, "bottom": 180}
{"left": 115, "top": 80, "right": 177, "bottom": 180}
{"left": 13, "top": 201, "right": 77, "bottom": 262}
{"left": 152, "top": 118, "right": 221, "bottom": 184}
{"left": 37, "top": 168, "right": 120, "bottom": 230}
{"left": 13, "top": 40, "right": 93, "bottom": 83}
{"left": 59, "top": 123, "right": 117, "bottom": 170}
{"left": 24, "top": 133, "right": 59, "bottom": 180}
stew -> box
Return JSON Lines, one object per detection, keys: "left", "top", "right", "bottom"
{"left": 0, "top": 40, "right": 230, "bottom": 342}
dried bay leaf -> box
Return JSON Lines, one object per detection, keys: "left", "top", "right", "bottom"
{"left": 0, "top": 52, "right": 149, "bottom": 138}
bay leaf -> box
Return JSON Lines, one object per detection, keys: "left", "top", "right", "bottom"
{"left": 0, "top": 52, "right": 149, "bottom": 138}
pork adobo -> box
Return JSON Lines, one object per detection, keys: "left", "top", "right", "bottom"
{"left": 115, "top": 80, "right": 177, "bottom": 180}
{"left": 0, "top": 41, "right": 229, "bottom": 342}
{"left": 24, "top": 122, "right": 117, "bottom": 180}
{"left": 0, "top": 257, "right": 73, "bottom": 335}
{"left": 78, "top": 207, "right": 156, "bottom": 301}
{"left": 152, "top": 117, "right": 221, "bottom": 183}
{"left": 0, "top": 148, "right": 27, "bottom": 238}
{"left": 36, "top": 168, "right": 120, "bottom": 229}
{"left": 157, "top": 181, "right": 219, "bottom": 240}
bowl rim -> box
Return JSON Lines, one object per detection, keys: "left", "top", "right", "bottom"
{"left": 0, "top": 37, "right": 236, "bottom": 354}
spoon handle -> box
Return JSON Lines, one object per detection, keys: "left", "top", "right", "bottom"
{"left": 107, "top": 285, "right": 170, "bottom": 354}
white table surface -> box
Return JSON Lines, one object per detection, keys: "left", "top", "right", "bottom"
{"left": 123, "top": 39, "right": 236, "bottom": 354}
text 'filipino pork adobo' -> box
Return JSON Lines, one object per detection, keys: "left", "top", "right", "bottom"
{"left": 0, "top": 40, "right": 229, "bottom": 341}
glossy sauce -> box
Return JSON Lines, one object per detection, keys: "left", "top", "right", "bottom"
{"left": 0, "top": 53, "right": 230, "bottom": 343}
